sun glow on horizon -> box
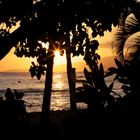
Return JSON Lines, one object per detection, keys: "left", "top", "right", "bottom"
{"left": 0, "top": 28, "right": 114, "bottom": 72}
{"left": 54, "top": 49, "right": 66, "bottom": 65}
{"left": 54, "top": 50, "right": 61, "bottom": 58}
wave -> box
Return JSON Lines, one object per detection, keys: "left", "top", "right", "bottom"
{"left": 0, "top": 88, "right": 69, "bottom": 96}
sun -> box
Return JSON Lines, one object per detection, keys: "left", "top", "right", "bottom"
{"left": 54, "top": 50, "right": 61, "bottom": 58}
{"left": 54, "top": 49, "right": 66, "bottom": 65}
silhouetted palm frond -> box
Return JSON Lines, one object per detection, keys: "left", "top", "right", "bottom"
{"left": 112, "top": 13, "right": 140, "bottom": 64}
{"left": 124, "top": 31, "right": 140, "bottom": 62}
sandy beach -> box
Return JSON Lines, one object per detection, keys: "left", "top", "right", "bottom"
{"left": 14, "top": 108, "right": 140, "bottom": 139}
{"left": 0, "top": 102, "right": 140, "bottom": 140}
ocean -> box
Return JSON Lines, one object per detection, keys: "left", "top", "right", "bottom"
{"left": 0, "top": 72, "right": 123, "bottom": 112}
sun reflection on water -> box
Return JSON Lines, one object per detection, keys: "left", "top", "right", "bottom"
{"left": 54, "top": 81, "right": 65, "bottom": 90}
{"left": 51, "top": 93, "right": 70, "bottom": 111}
{"left": 51, "top": 74, "right": 70, "bottom": 110}
{"left": 53, "top": 73, "right": 67, "bottom": 90}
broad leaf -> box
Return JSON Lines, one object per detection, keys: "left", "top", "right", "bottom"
{"left": 107, "top": 82, "right": 114, "bottom": 94}
{"left": 84, "top": 68, "right": 93, "bottom": 86}
{"left": 121, "top": 85, "right": 131, "bottom": 91}
{"left": 117, "top": 77, "right": 129, "bottom": 84}
{"left": 104, "top": 67, "right": 118, "bottom": 77}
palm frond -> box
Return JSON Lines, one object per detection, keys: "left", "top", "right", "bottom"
{"left": 125, "top": 13, "right": 140, "bottom": 35}
{"left": 112, "top": 13, "right": 140, "bottom": 64}
{"left": 112, "top": 27, "right": 125, "bottom": 64}
{"left": 124, "top": 31, "right": 140, "bottom": 62}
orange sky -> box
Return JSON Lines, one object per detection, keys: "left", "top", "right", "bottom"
{"left": 0, "top": 29, "right": 114, "bottom": 72}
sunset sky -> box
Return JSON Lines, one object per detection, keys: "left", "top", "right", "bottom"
{"left": 0, "top": 29, "right": 115, "bottom": 72}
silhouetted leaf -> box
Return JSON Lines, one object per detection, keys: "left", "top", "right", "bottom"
{"left": 113, "top": 75, "right": 118, "bottom": 81}
{"left": 92, "top": 62, "right": 99, "bottom": 88}
{"left": 83, "top": 83, "right": 93, "bottom": 89}
{"left": 29, "top": 66, "right": 36, "bottom": 78}
{"left": 76, "top": 86, "right": 84, "bottom": 92}
{"left": 123, "top": 90, "right": 131, "bottom": 95}
{"left": 99, "top": 63, "right": 104, "bottom": 76}
{"left": 121, "top": 85, "right": 131, "bottom": 91}
{"left": 111, "top": 90, "right": 122, "bottom": 98}
{"left": 84, "top": 68, "right": 93, "bottom": 86}
{"left": 99, "top": 31, "right": 104, "bottom": 36}
{"left": 99, "top": 63, "right": 106, "bottom": 86}
{"left": 36, "top": 72, "right": 41, "bottom": 80}
{"left": 91, "top": 40, "right": 99, "bottom": 50}
{"left": 117, "top": 77, "right": 129, "bottom": 84}
{"left": 104, "top": 67, "right": 118, "bottom": 77}
{"left": 107, "top": 82, "right": 114, "bottom": 94}
{"left": 60, "top": 49, "right": 64, "bottom": 56}
{"left": 114, "top": 59, "right": 124, "bottom": 70}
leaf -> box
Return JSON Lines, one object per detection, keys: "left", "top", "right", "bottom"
{"left": 113, "top": 75, "right": 118, "bottom": 81}
{"left": 83, "top": 83, "right": 93, "bottom": 89}
{"left": 99, "top": 31, "right": 104, "bottom": 36}
{"left": 107, "top": 67, "right": 118, "bottom": 73}
{"left": 104, "top": 67, "right": 118, "bottom": 77}
{"left": 84, "top": 68, "right": 93, "bottom": 86}
{"left": 117, "top": 77, "right": 129, "bottom": 84}
{"left": 104, "top": 71, "right": 115, "bottom": 77}
{"left": 99, "top": 63, "right": 106, "bottom": 86}
{"left": 122, "top": 90, "right": 130, "bottom": 95}
{"left": 60, "top": 49, "right": 64, "bottom": 56}
{"left": 121, "top": 85, "right": 131, "bottom": 91}
{"left": 107, "top": 82, "right": 114, "bottom": 94}
{"left": 76, "top": 86, "right": 84, "bottom": 92}
{"left": 92, "top": 62, "right": 99, "bottom": 88}
{"left": 36, "top": 72, "right": 41, "bottom": 80}
{"left": 111, "top": 90, "right": 122, "bottom": 98}
{"left": 90, "top": 40, "right": 99, "bottom": 50}
{"left": 29, "top": 66, "right": 36, "bottom": 78}
{"left": 114, "top": 59, "right": 124, "bottom": 70}
{"left": 99, "top": 63, "right": 104, "bottom": 77}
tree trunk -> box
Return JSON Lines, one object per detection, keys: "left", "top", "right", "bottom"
{"left": 65, "top": 41, "right": 77, "bottom": 111}
{"left": 41, "top": 44, "right": 54, "bottom": 126}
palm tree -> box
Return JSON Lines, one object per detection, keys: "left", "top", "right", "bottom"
{"left": 111, "top": 1, "right": 140, "bottom": 105}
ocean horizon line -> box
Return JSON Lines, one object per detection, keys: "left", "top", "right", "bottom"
{"left": 0, "top": 70, "right": 84, "bottom": 73}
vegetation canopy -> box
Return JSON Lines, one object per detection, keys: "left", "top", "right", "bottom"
{"left": 0, "top": 0, "right": 140, "bottom": 126}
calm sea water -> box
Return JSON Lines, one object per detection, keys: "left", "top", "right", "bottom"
{"left": 0, "top": 72, "right": 123, "bottom": 112}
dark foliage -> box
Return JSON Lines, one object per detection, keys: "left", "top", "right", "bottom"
{"left": 0, "top": 0, "right": 139, "bottom": 126}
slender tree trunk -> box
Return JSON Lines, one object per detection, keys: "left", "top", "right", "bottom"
{"left": 65, "top": 34, "right": 77, "bottom": 111}
{"left": 41, "top": 43, "right": 54, "bottom": 126}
